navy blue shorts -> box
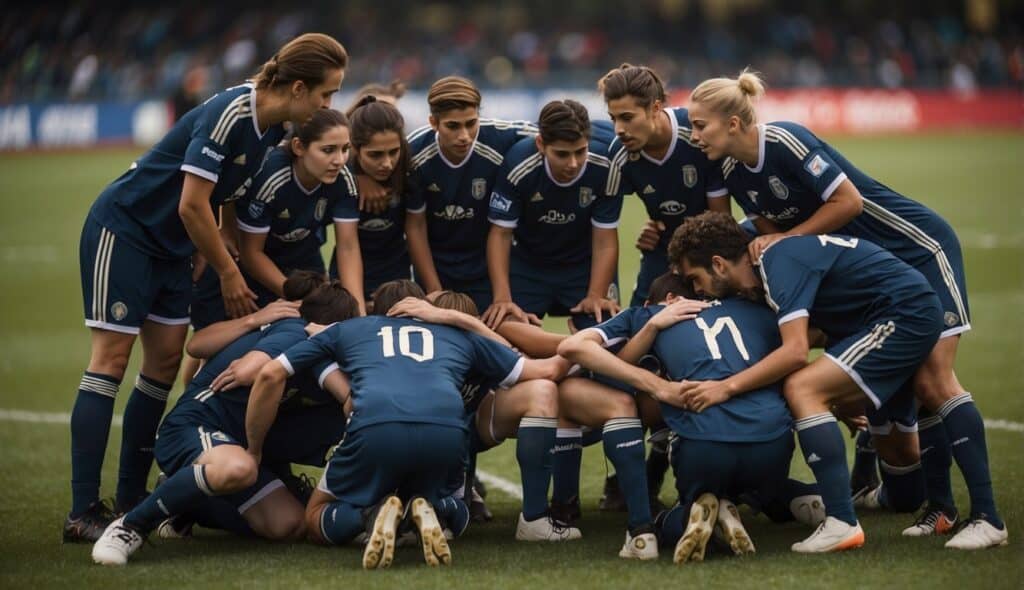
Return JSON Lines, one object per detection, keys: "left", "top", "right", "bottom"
{"left": 509, "top": 250, "right": 619, "bottom": 327}
{"left": 263, "top": 403, "right": 347, "bottom": 468}
{"left": 824, "top": 298, "right": 943, "bottom": 410}
{"left": 671, "top": 432, "right": 794, "bottom": 506}
{"left": 866, "top": 382, "right": 919, "bottom": 436}
{"left": 318, "top": 422, "right": 467, "bottom": 508}
{"left": 630, "top": 250, "right": 669, "bottom": 307}
{"left": 80, "top": 215, "right": 191, "bottom": 334}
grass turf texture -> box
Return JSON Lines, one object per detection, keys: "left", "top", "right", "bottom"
{"left": 0, "top": 132, "right": 1021, "bottom": 588}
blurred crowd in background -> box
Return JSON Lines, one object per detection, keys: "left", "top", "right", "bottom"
{"left": 2, "top": 0, "right": 1021, "bottom": 104}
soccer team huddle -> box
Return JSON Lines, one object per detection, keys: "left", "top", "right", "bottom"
{"left": 65, "top": 32, "right": 1009, "bottom": 568}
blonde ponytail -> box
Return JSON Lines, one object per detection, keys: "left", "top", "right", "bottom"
{"left": 690, "top": 68, "right": 765, "bottom": 127}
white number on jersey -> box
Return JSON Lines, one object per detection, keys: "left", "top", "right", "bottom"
{"left": 377, "top": 325, "right": 435, "bottom": 363}
{"left": 817, "top": 235, "right": 859, "bottom": 249}
{"left": 695, "top": 316, "right": 750, "bottom": 361}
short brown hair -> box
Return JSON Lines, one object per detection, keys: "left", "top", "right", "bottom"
{"left": 428, "top": 76, "right": 481, "bottom": 117}
{"left": 370, "top": 280, "right": 426, "bottom": 316}
{"left": 299, "top": 281, "right": 359, "bottom": 324}
{"left": 253, "top": 33, "right": 348, "bottom": 90}
{"left": 598, "top": 63, "right": 666, "bottom": 108}
{"left": 432, "top": 291, "right": 479, "bottom": 316}
{"left": 538, "top": 99, "right": 590, "bottom": 144}
{"left": 282, "top": 269, "right": 328, "bottom": 301}
{"left": 668, "top": 212, "right": 751, "bottom": 271}
{"left": 647, "top": 273, "right": 695, "bottom": 303}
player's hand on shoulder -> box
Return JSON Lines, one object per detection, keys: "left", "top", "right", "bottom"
{"left": 387, "top": 296, "right": 446, "bottom": 322}
{"left": 249, "top": 299, "right": 301, "bottom": 327}
{"left": 482, "top": 300, "right": 529, "bottom": 329}
{"left": 650, "top": 297, "right": 710, "bottom": 330}
{"left": 356, "top": 175, "right": 390, "bottom": 214}
{"left": 570, "top": 295, "right": 620, "bottom": 324}
{"left": 748, "top": 233, "right": 785, "bottom": 263}
{"left": 635, "top": 220, "right": 665, "bottom": 252}
{"left": 211, "top": 357, "right": 258, "bottom": 391}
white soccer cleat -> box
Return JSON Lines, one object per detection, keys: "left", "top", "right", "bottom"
{"left": 944, "top": 519, "right": 1009, "bottom": 550}
{"left": 790, "top": 494, "right": 827, "bottom": 526}
{"left": 853, "top": 485, "right": 883, "bottom": 510}
{"left": 362, "top": 495, "right": 403, "bottom": 570}
{"left": 714, "top": 499, "right": 755, "bottom": 555}
{"left": 155, "top": 516, "right": 193, "bottom": 539}
{"left": 618, "top": 530, "right": 659, "bottom": 560}
{"left": 91, "top": 517, "right": 144, "bottom": 566}
{"left": 515, "top": 513, "right": 582, "bottom": 542}
{"left": 791, "top": 516, "right": 865, "bottom": 553}
{"left": 902, "top": 506, "right": 957, "bottom": 537}
{"left": 673, "top": 493, "right": 718, "bottom": 564}
{"left": 410, "top": 497, "right": 452, "bottom": 566}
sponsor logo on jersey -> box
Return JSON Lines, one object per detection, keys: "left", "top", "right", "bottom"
{"left": 805, "top": 154, "right": 830, "bottom": 177}
{"left": 538, "top": 209, "right": 576, "bottom": 224}
{"left": 579, "top": 187, "right": 595, "bottom": 207}
{"left": 659, "top": 200, "right": 686, "bottom": 215}
{"left": 427, "top": 183, "right": 441, "bottom": 192}
{"left": 490, "top": 192, "right": 512, "bottom": 213}
{"left": 435, "top": 205, "right": 475, "bottom": 220}
{"left": 201, "top": 146, "right": 225, "bottom": 162}
{"left": 763, "top": 206, "right": 801, "bottom": 222}
{"left": 944, "top": 311, "right": 959, "bottom": 327}
{"left": 232, "top": 154, "right": 246, "bottom": 165}
{"left": 314, "top": 197, "right": 328, "bottom": 221}
{"left": 360, "top": 218, "right": 395, "bottom": 231}
{"left": 110, "top": 301, "right": 128, "bottom": 321}
{"left": 530, "top": 192, "right": 544, "bottom": 202}
{"left": 747, "top": 190, "right": 759, "bottom": 205}
{"left": 274, "top": 228, "right": 311, "bottom": 242}
{"left": 682, "top": 164, "right": 698, "bottom": 188}
{"left": 247, "top": 200, "right": 265, "bottom": 219}
{"left": 278, "top": 209, "right": 291, "bottom": 219}
{"left": 642, "top": 185, "right": 656, "bottom": 195}
{"left": 471, "top": 178, "right": 487, "bottom": 200}
{"left": 768, "top": 176, "right": 789, "bottom": 199}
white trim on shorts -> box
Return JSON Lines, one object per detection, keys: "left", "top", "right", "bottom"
{"left": 84, "top": 319, "right": 140, "bottom": 335}
{"left": 824, "top": 353, "right": 881, "bottom": 409}
{"left": 146, "top": 314, "right": 191, "bottom": 325}
{"left": 237, "top": 479, "right": 285, "bottom": 514}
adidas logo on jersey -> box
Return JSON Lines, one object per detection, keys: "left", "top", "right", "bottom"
{"left": 427, "top": 183, "right": 441, "bottom": 192}
{"left": 643, "top": 185, "right": 656, "bottom": 194}
{"left": 233, "top": 154, "right": 246, "bottom": 165}
{"left": 278, "top": 209, "right": 291, "bottom": 219}
{"left": 530, "top": 192, "right": 544, "bottom": 202}
{"left": 806, "top": 453, "right": 821, "bottom": 464}
{"left": 538, "top": 210, "right": 576, "bottom": 225}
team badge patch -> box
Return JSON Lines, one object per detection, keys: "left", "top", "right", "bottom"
{"left": 579, "top": 187, "right": 595, "bottom": 207}
{"left": 314, "top": 197, "right": 328, "bottom": 221}
{"left": 471, "top": 178, "right": 487, "bottom": 200}
{"left": 804, "top": 154, "right": 830, "bottom": 178}
{"left": 490, "top": 192, "right": 512, "bottom": 213}
{"left": 110, "top": 301, "right": 128, "bottom": 321}
{"left": 247, "top": 200, "right": 265, "bottom": 219}
{"left": 768, "top": 176, "right": 789, "bottom": 199}
{"left": 944, "top": 311, "right": 959, "bottom": 327}
{"left": 682, "top": 164, "right": 698, "bottom": 188}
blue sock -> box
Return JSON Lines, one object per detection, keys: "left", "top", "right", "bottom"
{"left": 116, "top": 375, "right": 172, "bottom": 507}
{"left": 124, "top": 464, "right": 212, "bottom": 533}
{"left": 191, "top": 497, "right": 254, "bottom": 536}
{"left": 551, "top": 428, "right": 582, "bottom": 505}
{"left": 516, "top": 417, "right": 557, "bottom": 520}
{"left": 603, "top": 418, "right": 652, "bottom": 529}
{"left": 70, "top": 372, "right": 120, "bottom": 516}
{"left": 939, "top": 393, "right": 1003, "bottom": 527}
{"left": 878, "top": 460, "right": 925, "bottom": 512}
{"left": 918, "top": 413, "right": 956, "bottom": 512}
{"left": 655, "top": 503, "right": 688, "bottom": 547}
{"left": 851, "top": 429, "right": 878, "bottom": 486}
{"left": 795, "top": 413, "right": 857, "bottom": 525}
{"left": 435, "top": 495, "right": 470, "bottom": 538}
{"left": 318, "top": 500, "right": 364, "bottom": 544}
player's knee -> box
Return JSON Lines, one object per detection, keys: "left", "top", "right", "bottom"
{"left": 782, "top": 371, "right": 821, "bottom": 407}
{"left": 911, "top": 371, "right": 959, "bottom": 411}
{"left": 90, "top": 350, "right": 130, "bottom": 379}
{"left": 525, "top": 379, "right": 559, "bottom": 417}
{"left": 264, "top": 511, "right": 306, "bottom": 542}
{"left": 219, "top": 457, "right": 258, "bottom": 492}
{"left": 608, "top": 392, "right": 638, "bottom": 419}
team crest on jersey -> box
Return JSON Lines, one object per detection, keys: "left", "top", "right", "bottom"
{"left": 768, "top": 176, "right": 789, "bottom": 200}
{"left": 944, "top": 311, "right": 959, "bottom": 327}
{"left": 110, "top": 301, "right": 128, "bottom": 321}
{"left": 805, "top": 154, "right": 830, "bottom": 178}
{"left": 747, "top": 190, "right": 759, "bottom": 205}
{"left": 682, "top": 165, "right": 698, "bottom": 188}
{"left": 659, "top": 200, "right": 686, "bottom": 215}
{"left": 579, "top": 187, "right": 595, "bottom": 208}
{"left": 247, "top": 200, "right": 265, "bottom": 219}
{"left": 314, "top": 197, "right": 328, "bottom": 221}
{"left": 471, "top": 178, "right": 487, "bottom": 200}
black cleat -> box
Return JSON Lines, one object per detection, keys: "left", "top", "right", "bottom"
{"left": 599, "top": 474, "right": 627, "bottom": 512}
{"left": 468, "top": 487, "right": 493, "bottom": 523}
{"left": 281, "top": 471, "right": 317, "bottom": 506}
{"left": 550, "top": 495, "right": 582, "bottom": 525}
{"left": 63, "top": 499, "right": 116, "bottom": 543}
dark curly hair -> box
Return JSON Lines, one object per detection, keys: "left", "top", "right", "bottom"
{"left": 667, "top": 211, "right": 751, "bottom": 271}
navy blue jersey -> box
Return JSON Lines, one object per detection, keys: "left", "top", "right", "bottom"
{"left": 650, "top": 299, "right": 792, "bottom": 442}
{"left": 759, "top": 234, "right": 937, "bottom": 338}
{"left": 331, "top": 163, "right": 415, "bottom": 272}
{"left": 235, "top": 147, "right": 344, "bottom": 271}
{"left": 90, "top": 83, "right": 287, "bottom": 259}
{"left": 279, "top": 316, "right": 524, "bottom": 432}
{"left": 488, "top": 133, "right": 622, "bottom": 266}
{"left": 605, "top": 108, "right": 728, "bottom": 253}
{"left": 407, "top": 119, "right": 538, "bottom": 281}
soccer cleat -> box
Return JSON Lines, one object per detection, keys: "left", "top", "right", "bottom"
{"left": 791, "top": 516, "right": 865, "bottom": 553}
{"left": 409, "top": 497, "right": 452, "bottom": 566}
{"left": 790, "top": 494, "right": 827, "bottom": 526}
{"left": 156, "top": 514, "right": 194, "bottom": 539}
{"left": 853, "top": 485, "right": 883, "bottom": 510}
{"left": 550, "top": 495, "right": 582, "bottom": 525}
{"left": 599, "top": 474, "right": 627, "bottom": 512}
{"left": 902, "top": 505, "right": 958, "bottom": 537}
{"left": 280, "top": 471, "right": 317, "bottom": 506}
{"left": 63, "top": 499, "right": 116, "bottom": 543}
{"left": 515, "top": 513, "right": 582, "bottom": 542}
{"left": 91, "top": 517, "right": 144, "bottom": 565}
{"left": 618, "top": 525, "right": 658, "bottom": 560}
{"left": 714, "top": 499, "right": 755, "bottom": 556}
{"left": 944, "top": 517, "right": 1008, "bottom": 550}
{"left": 674, "top": 493, "right": 718, "bottom": 564}
{"left": 362, "top": 495, "right": 403, "bottom": 570}
{"left": 468, "top": 487, "right": 493, "bottom": 523}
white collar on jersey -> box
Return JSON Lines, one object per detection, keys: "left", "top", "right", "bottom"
{"left": 544, "top": 156, "right": 588, "bottom": 187}
{"left": 744, "top": 124, "right": 767, "bottom": 173}
{"left": 247, "top": 83, "right": 267, "bottom": 140}
{"left": 640, "top": 107, "right": 679, "bottom": 166}
{"left": 291, "top": 164, "right": 321, "bottom": 195}
{"left": 435, "top": 125, "right": 482, "bottom": 169}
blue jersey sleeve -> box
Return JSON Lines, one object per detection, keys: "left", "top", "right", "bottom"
{"left": 237, "top": 158, "right": 289, "bottom": 233}
{"left": 590, "top": 308, "right": 640, "bottom": 346}
{"left": 331, "top": 168, "right": 361, "bottom": 223}
{"left": 278, "top": 324, "right": 341, "bottom": 377}
{"left": 180, "top": 92, "right": 247, "bottom": 183}
{"left": 705, "top": 161, "right": 729, "bottom": 199}
{"left": 605, "top": 142, "right": 633, "bottom": 199}
{"left": 464, "top": 332, "right": 524, "bottom": 388}
{"left": 488, "top": 160, "right": 521, "bottom": 228}
{"left": 591, "top": 189, "right": 623, "bottom": 228}
{"left": 770, "top": 123, "right": 847, "bottom": 202}
{"left": 252, "top": 321, "right": 308, "bottom": 358}
{"left": 758, "top": 241, "right": 821, "bottom": 325}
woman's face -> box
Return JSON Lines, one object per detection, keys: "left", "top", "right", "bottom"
{"left": 297, "top": 124, "right": 351, "bottom": 184}
{"left": 356, "top": 130, "right": 402, "bottom": 183}
{"left": 289, "top": 68, "right": 345, "bottom": 125}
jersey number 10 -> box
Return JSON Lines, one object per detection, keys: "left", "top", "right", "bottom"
{"left": 378, "top": 326, "right": 435, "bottom": 362}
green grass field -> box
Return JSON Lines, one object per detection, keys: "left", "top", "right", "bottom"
{"left": 1, "top": 132, "right": 1022, "bottom": 588}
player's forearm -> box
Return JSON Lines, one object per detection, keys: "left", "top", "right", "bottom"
{"left": 497, "top": 322, "right": 565, "bottom": 358}
{"left": 707, "top": 195, "right": 732, "bottom": 214}
{"left": 405, "top": 214, "right": 442, "bottom": 291}
{"left": 240, "top": 249, "right": 287, "bottom": 298}
{"left": 186, "top": 314, "right": 263, "bottom": 358}
{"left": 558, "top": 336, "right": 659, "bottom": 394}
{"left": 784, "top": 181, "right": 862, "bottom": 237}
{"left": 487, "top": 226, "right": 514, "bottom": 301}
{"left": 752, "top": 216, "right": 781, "bottom": 236}
{"left": 720, "top": 342, "right": 808, "bottom": 398}
{"left": 586, "top": 228, "right": 618, "bottom": 298}
{"left": 333, "top": 227, "right": 366, "bottom": 314}
{"left": 616, "top": 322, "right": 658, "bottom": 364}
{"left": 181, "top": 202, "right": 238, "bottom": 276}
{"left": 438, "top": 309, "right": 513, "bottom": 347}
{"left": 245, "top": 366, "right": 287, "bottom": 456}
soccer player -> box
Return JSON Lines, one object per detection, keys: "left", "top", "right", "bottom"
{"left": 330, "top": 97, "right": 418, "bottom": 308}
{"left": 405, "top": 76, "right": 538, "bottom": 311}
{"left": 687, "top": 71, "right": 1007, "bottom": 548}
{"left": 483, "top": 99, "right": 622, "bottom": 330}
{"left": 666, "top": 212, "right": 950, "bottom": 552}
{"left": 598, "top": 63, "right": 731, "bottom": 306}
{"left": 67, "top": 33, "right": 349, "bottom": 542}
{"left": 91, "top": 281, "right": 359, "bottom": 565}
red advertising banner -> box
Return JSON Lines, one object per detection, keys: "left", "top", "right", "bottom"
{"left": 667, "top": 89, "right": 1023, "bottom": 134}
